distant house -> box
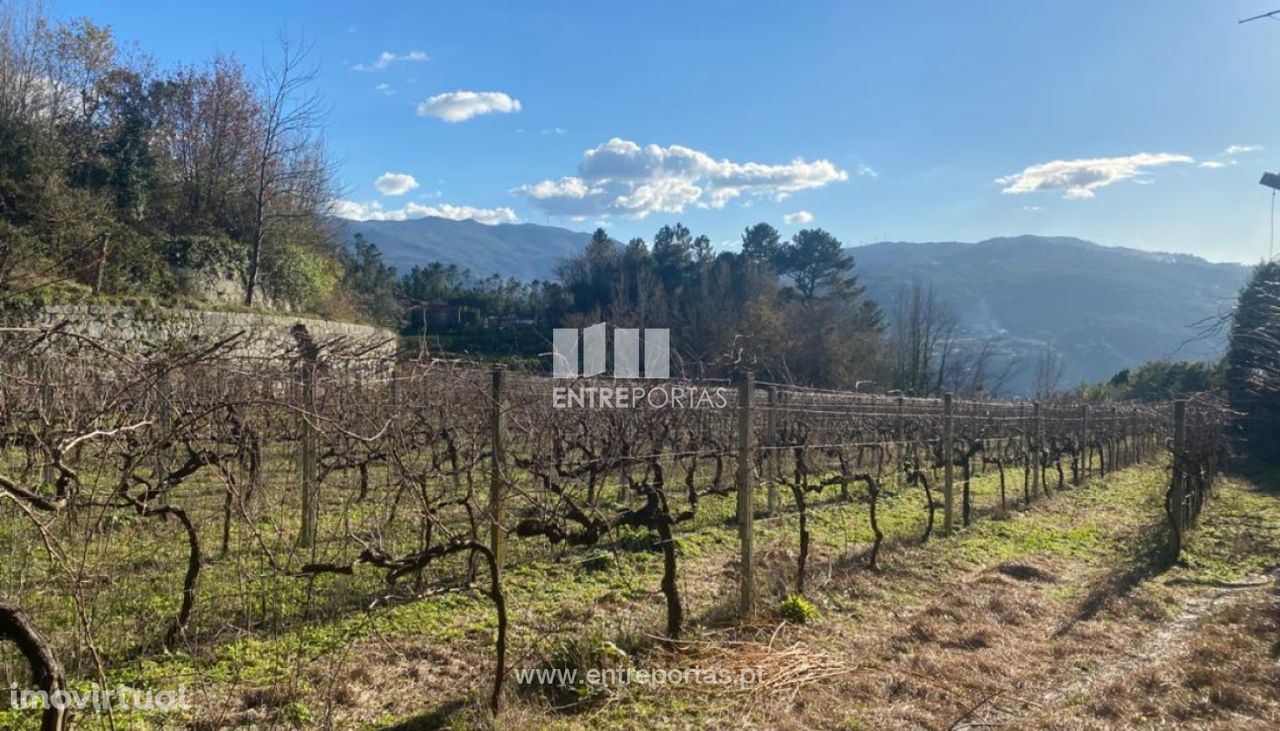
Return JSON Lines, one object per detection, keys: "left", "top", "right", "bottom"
{"left": 409, "top": 301, "right": 477, "bottom": 329}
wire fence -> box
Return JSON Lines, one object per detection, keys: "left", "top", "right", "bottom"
{"left": 0, "top": 327, "right": 1231, "bottom": 720}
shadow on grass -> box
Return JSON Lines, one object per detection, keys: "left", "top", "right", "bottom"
{"left": 1226, "top": 459, "right": 1280, "bottom": 496}
{"left": 1052, "top": 517, "right": 1173, "bottom": 638}
{"left": 379, "top": 699, "right": 471, "bottom": 730}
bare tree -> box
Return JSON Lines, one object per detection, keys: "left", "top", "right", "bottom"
{"left": 889, "top": 281, "right": 956, "bottom": 395}
{"left": 244, "top": 31, "right": 331, "bottom": 307}
{"left": 1033, "top": 343, "right": 1066, "bottom": 400}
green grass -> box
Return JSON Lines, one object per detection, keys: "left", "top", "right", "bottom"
{"left": 3, "top": 449, "right": 1273, "bottom": 730}
{"left": 1175, "top": 469, "right": 1280, "bottom": 583}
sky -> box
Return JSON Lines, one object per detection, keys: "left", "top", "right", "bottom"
{"left": 55, "top": 0, "right": 1280, "bottom": 264}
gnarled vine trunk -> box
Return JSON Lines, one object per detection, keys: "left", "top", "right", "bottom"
{"left": 0, "top": 600, "right": 67, "bottom": 731}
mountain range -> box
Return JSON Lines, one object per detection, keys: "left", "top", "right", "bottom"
{"left": 850, "top": 236, "right": 1249, "bottom": 389}
{"left": 338, "top": 217, "right": 1252, "bottom": 390}
{"left": 335, "top": 216, "right": 589, "bottom": 282}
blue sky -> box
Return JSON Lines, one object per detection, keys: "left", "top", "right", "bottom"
{"left": 58, "top": 0, "right": 1280, "bottom": 263}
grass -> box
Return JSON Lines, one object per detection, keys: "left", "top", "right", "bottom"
{"left": 2, "top": 455, "right": 1278, "bottom": 729}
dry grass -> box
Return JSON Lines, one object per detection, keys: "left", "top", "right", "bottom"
{"left": 468, "top": 468, "right": 1279, "bottom": 731}
{"left": 62, "top": 465, "right": 1276, "bottom": 730}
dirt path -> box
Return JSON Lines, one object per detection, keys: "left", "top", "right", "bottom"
{"left": 942, "top": 568, "right": 1280, "bottom": 730}
{"left": 682, "top": 468, "right": 1280, "bottom": 730}
{"left": 1035, "top": 570, "right": 1277, "bottom": 707}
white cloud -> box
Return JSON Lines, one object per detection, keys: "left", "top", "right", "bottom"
{"left": 996, "top": 152, "right": 1193, "bottom": 199}
{"left": 1225, "top": 144, "right": 1262, "bottom": 156}
{"left": 416, "top": 91, "right": 521, "bottom": 123}
{"left": 1198, "top": 160, "right": 1226, "bottom": 169}
{"left": 333, "top": 199, "right": 518, "bottom": 225}
{"left": 352, "top": 50, "right": 430, "bottom": 72}
{"left": 375, "top": 83, "right": 396, "bottom": 96}
{"left": 783, "top": 210, "right": 814, "bottom": 224}
{"left": 374, "top": 172, "right": 419, "bottom": 196}
{"left": 541, "top": 127, "right": 567, "bottom": 135}
{"left": 513, "top": 138, "right": 849, "bottom": 219}
{"left": 855, "top": 163, "right": 878, "bottom": 178}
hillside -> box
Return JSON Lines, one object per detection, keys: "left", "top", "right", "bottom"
{"left": 850, "top": 236, "right": 1251, "bottom": 387}
{"left": 334, "top": 216, "right": 590, "bottom": 282}
{"left": 334, "top": 216, "right": 1250, "bottom": 388}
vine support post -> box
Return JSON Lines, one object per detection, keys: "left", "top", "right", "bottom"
{"left": 1077, "top": 404, "right": 1089, "bottom": 486}
{"left": 736, "top": 370, "right": 756, "bottom": 618}
{"left": 298, "top": 352, "right": 319, "bottom": 549}
{"left": 1032, "top": 401, "right": 1043, "bottom": 499}
{"left": 1130, "top": 411, "right": 1139, "bottom": 466}
{"left": 895, "top": 395, "right": 905, "bottom": 490}
{"left": 765, "top": 386, "right": 778, "bottom": 517}
{"left": 154, "top": 368, "right": 174, "bottom": 505}
{"left": 28, "top": 359, "right": 56, "bottom": 487}
{"left": 1111, "top": 406, "right": 1120, "bottom": 472}
{"left": 1171, "top": 399, "right": 1187, "bottom": 540}
{"left": 942, "top": 393, "right": 954, "bottom": 536}
{"left": 489, "top": 368, "right": 507, "bottom": 574}
{"left": 389, "top": 360, "right": 402, "bottom": 407}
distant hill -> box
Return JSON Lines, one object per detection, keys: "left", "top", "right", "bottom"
{"left": 333, "top": 216, "right": 590, "bottom": 282}
{"left": 849, "top": 235, "right": 1251, "bottom": 389}
{"left": 332, "top": 217, "right": 1251, "bottom": 391}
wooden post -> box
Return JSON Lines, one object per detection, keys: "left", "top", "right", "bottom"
{"left": 737, "top": 371, "right": 755, "bottom": 618}
{"left": 1032, "top": 402, "right": 1043, "bottom": 499}
{"left": 154, "top": 369, "right": 174, "bottom": 505}
{"left": 29, "top": 360, "right": 56, "bottom": 487}
{"left": 1171, "top": 400, "right": 1187, "bottom": 540}
{"left": 1110, "top": 406, "right": 1120, "bottom": 473}
{"left": 943, "top": 393, "right": 954, "bottom": 536}
{"left": 489, "top": 369, "right": 507, "bottom": 573}
{"left": 1130, "top": 412, "right": 1139, "bottom": 466}
{"left": 895, "top": 396, "right": 906, "bottom": 490}
{"left": 483, "top": 371, "right": 509, "bottom": 578}
{"left": 1077, "top": 404, "right": 1089, "bottom": 486}
{"left": 298, "top": 356, "right": 318, "bottom": 549}
{"left": 389, "top": 361, "right": 402, "bottom": 407}
{"left": 765, "top": 386, "right": 778, "bottom": 517}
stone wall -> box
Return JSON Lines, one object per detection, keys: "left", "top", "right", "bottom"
{"left": 4, "top": 304, "right": 398, "bottom": 365}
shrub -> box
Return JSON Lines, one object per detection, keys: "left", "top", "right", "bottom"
{"left": 780, "top": 594, "right": 818, "bottom": 623}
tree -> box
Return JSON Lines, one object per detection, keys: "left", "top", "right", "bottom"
{"left": 1226, "top": 261, "right": 1280, "bottom": 463}
{"left": 776, "top": 228, "right": 858, "bottom": 304}
{"left": 652, "top": 223, "right": 694, "bottom": 291}
{"left": 343, "top": 234, "right": 400, "bottom": 326}
{"left": 1083, "top": 360, "right": 1222, "bottom": 402}
{"left": 555, "top": 227, "right": 619, "bottom": 319}
{"left": 244, "top": 32, "right": 331, "bottom": 307}
{"left": 0, "top": 3, "right": 360, "bottom": 317}
{"left": 1033, "top": 343, "right": 1065, "bottom": 401}
{"left": 740, "top": 222, "right": 782, "bottom": 264}
{"left": 888, "top": 281, "right": 955, "bottom": 395}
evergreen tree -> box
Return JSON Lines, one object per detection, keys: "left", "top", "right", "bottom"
{"left": 1226, "top": 261, "right": 1280, "bottom": 463}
